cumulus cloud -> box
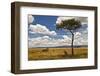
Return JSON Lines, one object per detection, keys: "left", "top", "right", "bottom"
{"left": 29, "top": 24, "right": 57, "bottom": 36}
{"left": 56, "top": 16, "right": 88, "bottom": 25}
{"left": 28, "top": 16, "right": 88, "bottom": 48}
{"left": 63, "top": 35, "right": 71, "bottom": 41}
{"left": 74, "top": 32, "right": 81, "bottom": 38}
{"left": 28, "top": 14, "right": 34, "bottom": 24}
{"left": 28, "top": 35, "right": 71, "bottom": 48}
{"left": 74, "top": 32, "right": 88, "bottom": 45}
{"left": 28, "top": 32, "right": 87, "bottom": 48}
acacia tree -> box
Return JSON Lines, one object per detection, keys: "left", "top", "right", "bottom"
{"left": 56, "top": 18, "right": 81, "bottom": 55}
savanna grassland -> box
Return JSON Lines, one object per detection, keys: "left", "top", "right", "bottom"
{"left": 28, "top": 47, "right": 88, "bottom": 60}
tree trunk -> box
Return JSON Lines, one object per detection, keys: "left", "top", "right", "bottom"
{"left": 71, "top": 33, "right": 74, "bottom": 56}
{"left": 69, "top": 30, "right": 74, "bottom": 56}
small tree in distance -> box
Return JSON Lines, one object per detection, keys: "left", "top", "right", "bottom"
{"left": 56, "top": 18, "right": 81, "bottom": 56}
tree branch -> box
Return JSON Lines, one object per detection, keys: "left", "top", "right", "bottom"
{"left": 69, "top": 30, "right": 74, "bottom": 36}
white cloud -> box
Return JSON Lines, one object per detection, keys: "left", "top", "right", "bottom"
{"left": 56, "top": 17, "right": 75, "bottom": 24}
{"left": 56, "top": 16, "right": 88, "bottom": 25}
{"left": 74, "top": 32, "right": 88, "bottom": 45}
{"left": 29, "top": 31, "right": 88, "bottom": 48}
{"left": 74, "top": 32, "right": 81, "bottom": 39}
{"left": 63, "top": 35, "right": 71, "bottom": 40}
{"left": 28, "top": 35, "right": 71, "bottom": 48}
{"left": 29, "top": 24, "right": 57, "bottom": 36}
{"left": 28, "top": 14, "right": 34, "bottom": 24}
{"left": 28, "top": 16, "right": 88, "bottom": 48}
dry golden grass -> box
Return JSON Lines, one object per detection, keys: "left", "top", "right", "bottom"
{"left": 28, "top": 47, "right": 88, "bottom": 60}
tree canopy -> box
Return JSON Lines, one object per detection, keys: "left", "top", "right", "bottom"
{"left": 56, "top": 18, "right": 81, "bottom": 31}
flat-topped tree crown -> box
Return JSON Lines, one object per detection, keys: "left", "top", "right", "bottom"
{"left": 56, "top": 18, "right": 81, "bottom": 30}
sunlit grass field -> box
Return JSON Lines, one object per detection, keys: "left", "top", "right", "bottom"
{"left": 28, "top": 47, "right": 88, "bottom": 60}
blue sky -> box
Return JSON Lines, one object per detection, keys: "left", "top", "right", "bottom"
{"left": 31, "top": 15, "right": 68, "bottom": 35}
{"left": 28, "top": 15, "right": 88, "bottom": 48}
